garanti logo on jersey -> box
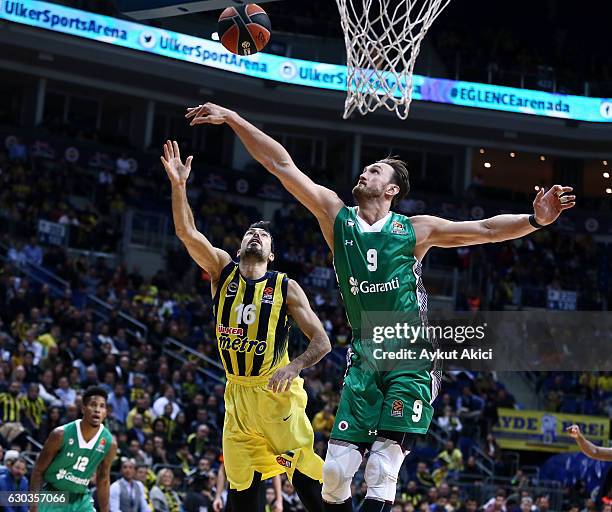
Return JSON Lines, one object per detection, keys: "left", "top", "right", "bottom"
{"left": 391, "top": 221, "right": 407, "bottom": 234}
{"left": 349, "top": 276, "right": 400, "bottom": 295}
{"left": 262, "top": 286, "right": 275, "bottom": 304}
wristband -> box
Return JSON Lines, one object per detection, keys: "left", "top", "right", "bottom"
{"left": 529, "top": 214, "right": 545, "bottom": 229}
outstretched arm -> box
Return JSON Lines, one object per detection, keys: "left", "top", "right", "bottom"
{"left": 567, "top": 424, "right": 612, "bottom": 461}
{"left": 412, "top": 185, "right": 575, "bottom": 259}
{"left": 96, "top": 440, "right": 118, "bottom": 512}
{"left": 186, "top": 103, "right": 344, "bottom": 249}
{"left": 161, "top": 140, "right": 232, "bottom": 284}
{"left": 268, "top": 279, "right": 331, "bottom": 392}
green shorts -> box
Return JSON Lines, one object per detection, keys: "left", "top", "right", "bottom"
{"left": 331, "top": 363, "right": 439, "bottom": 444}
{"left": 39, "top": 491, "right": 94, "bottom": 512}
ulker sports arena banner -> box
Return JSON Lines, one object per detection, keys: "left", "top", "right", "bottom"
{"left": 492, "top": 408, "right": 610, "bottom": 453}
{"left": 2, "top": 0, "right": 612, "bottom": 122}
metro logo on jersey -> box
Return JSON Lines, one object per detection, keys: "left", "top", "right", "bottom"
{"left": 218, "top": 335, "right": 267, "bottom": 355}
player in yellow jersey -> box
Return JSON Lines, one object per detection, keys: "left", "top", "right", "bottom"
{"left": 161, "top": 141, "right": 331, "bottom": 512}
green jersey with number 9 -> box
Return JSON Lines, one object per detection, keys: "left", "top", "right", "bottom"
{"left": 331, "top": 206, "right": 440, "bottom": 440}
{"left": 44, "top": 420, "right": 113, "bottom": 494}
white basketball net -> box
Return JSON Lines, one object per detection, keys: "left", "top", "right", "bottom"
{"left": 335, "top": 0, "right": 451, "bottom": 119}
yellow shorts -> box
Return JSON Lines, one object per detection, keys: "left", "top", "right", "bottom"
{"left": 223, "top": 375, "right": 323, "bottom": 491}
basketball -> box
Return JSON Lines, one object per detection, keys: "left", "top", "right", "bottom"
{"left": 218, "top": 4, "right": 271, "bottom": 56}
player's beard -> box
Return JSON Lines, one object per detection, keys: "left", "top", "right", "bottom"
{"left": 352, "top": 182, "right": 384, "bottom": 204}
{"left": 242, "top": 243, "right": 266, "bottom": 261}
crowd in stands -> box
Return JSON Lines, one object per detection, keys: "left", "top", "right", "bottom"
{"left": 0, "top": 126, "right": 610, "bottom": 510}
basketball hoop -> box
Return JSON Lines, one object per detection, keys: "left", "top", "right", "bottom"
{"left": 335, "top": 0, "right": 451, "bottom": 119}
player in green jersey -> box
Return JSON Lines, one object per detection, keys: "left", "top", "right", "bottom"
{"left": 29, "top": 386, "right": 117, "bottom": 512}
{"left": 187, "top": 103, "right": 576, "bottom": 512}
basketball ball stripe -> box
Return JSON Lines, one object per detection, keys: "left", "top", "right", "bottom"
{"left": 249, "top": 12, "right": 271, "bottom": 31}
{"left": 246, "top": 24, "right": 271, "bottom": 51}
{"left": 246, "top": 4, "right": 265, "bottom": 16}
{"left": 218, "top": 6, "right": 238, "bottom": 21}
{"left": 220, "top": 24, "right": 240, "bottom": 54}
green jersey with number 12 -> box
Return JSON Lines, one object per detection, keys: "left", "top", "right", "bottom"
{"left": 44, "top": 420, "right": 113, "bottom": 494}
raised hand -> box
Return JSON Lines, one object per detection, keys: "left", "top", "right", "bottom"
{"left": 185, "top": 102, "right": 233, "bottom": 126}
{"left": 160, "top": 140, "right": 193, "bottom": 186}
{"left": 533, "top": 185, "right": 576, "bottom": 226}
{"left": 566, "top": 424, "right": 581, "bottom": 439}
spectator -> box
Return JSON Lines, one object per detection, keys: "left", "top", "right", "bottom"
{"left": 0, "top": 456, "right": 28, "bottom": 512}
{"left": 55, "top": 376, "right": 76, "bottom": 407}
{"left": 23, "top": 237, "right": 43, "bottom": 266}
{"left": 127, "top": 395, "right": 154, "bottom": 434}
{"left": 7, "top": 241, "right": 26, "bottom": 267}
{"left": 437, "top": 405, "right": 463, "bottom": 442}
{"left": 281, "top": 477, "right": 304, "bottom": 512}
{"left": 458, "top": 498, "right": 479, "bottom": 512}
{"left": 312, "top": 403, "right": 335, "bottom": 438}
{"left": 0, "top": 381, "right": 25, "bottom": 445}
{"left": 108, "top": 382, "right": 130, "bottom": 424}
{"left": 128, "top": 414, "right": 148, "bottom": 446}
{"left": 484, "top": 489, "right": 507, "bottom": 512}
{"left": 109, "top": 458, "right": 151, "bottom": 512}
{"left": 416, "top": 461, "right": 435, "bottom": 490}
{"left": 534, "top": 495, "right": 550, "bottom": 512}
{"left": 20, "top": 382, "right": 46, "bottom": 437}
{"left": 187, "top": 424, "right": 211, "bottom": 460}
{"left": 0, "top": 449, "right": 20, "bottom": 476}
{"left": 39, "top": 406, "right": 62, "bottom": 442}
{"left": 22, "top": 329, "right": 43, "bottom": 366}
{"left": 0, "top": 457, "right": 28, "bottom": 512}
{"left": 432, "top": 459, "right": 450, "bottom": 487}
{"left": 135, "top": 464, "right": 154, "bottom": 510}
{"left": 153, "top": 385, "right": 181, "bottom": 420}
{"left": 520, "top": 497, "right": 534, "bottom": 512}
{"left": 182, "top": 472, "right": 214, "bottom": 512}
{"left": 438, "top": 440, "right": 464, "bottom": 473}
{"left": 150, "top": 468, "right": 182, "bottom": 512}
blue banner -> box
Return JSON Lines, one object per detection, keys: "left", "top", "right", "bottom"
{"left": 2, "top": 0, "right": 612, "bottom": 122}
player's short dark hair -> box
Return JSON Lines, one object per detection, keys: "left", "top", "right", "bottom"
{"left": 83, "top": 386, "right": 108, "bottom": 405}
{"left": 247, "top": 221, "right": 275, "bottom": 253}
{"left": 379, "top": 156, "right": 410, "bottom": 209}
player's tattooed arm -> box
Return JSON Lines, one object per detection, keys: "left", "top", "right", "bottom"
{"left": 186, "top": 103, "right": 344, "bottom": 249}
{"left": 161, "top": 140, "right": 232, "bottom": 283}
{"left": 29, "top": 428, "right": 64, "bottom": 512}
{"left": 269, "top": 279, "right": 331, "bottom": 393}
{"left": 412, "top": 185, "right": 575, "bottom": 258}
{"left": 567, "top": 424, "right": 612, "bottom": 461}
{"left": 96, "top": 439, "right": 118, "bottom": 512}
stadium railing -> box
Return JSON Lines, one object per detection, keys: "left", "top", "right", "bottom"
{"left": 163, "top": 336, "right": 225, "bottom": 384}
